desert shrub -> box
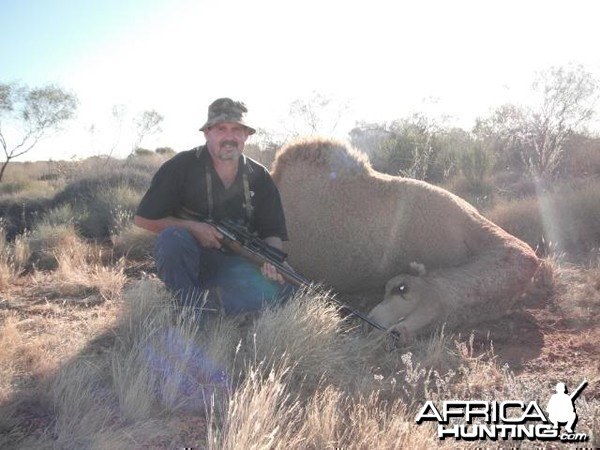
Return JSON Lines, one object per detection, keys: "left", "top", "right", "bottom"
{"left": 75, "top": 185, "right": 142, "bottom": 239}
{"left": 0, "top": 179, "right": 52, "bottom": 197}
{"left": 39, "top": 204, "right": 78, "bottom": 227}
{"left": 155, "top": 146, "right": 176, "bottom": 157}
{"left": 486, "top": 195, "right": 552, "bottom": 254}
{"left": 458, "top": 145, "right": 492, "bottom": 192}
{"left": 246, "top": 288, "right": 383, "bottom": 394}
{"left": 0, "top": 231, "right": 16, "bottom": 291}
{"left": 53, "top": 167, "right": 150, "bottom": 206}
{"left": 486, "top": 179, "right": 600, "bottom": 257}
{"left": 559, "top": 134, "right": 600, "bottom": 178}
{"left": 27, "top": 222, "right": 81, "bottom": 270}
{"left": 132, "top": 147, "right": 154, "bottom": 157}
{"left": 0, "top": 226, "right": 30, "bottom": 290}
{"left": 0, "top": 197, "right": 54, "bottom": 240}
{"left": 32, "top": 240, "right": 127, "bottom": 301}
{"left": 123, "top": 153, "right": 166, "bottom": 175}
{"left": 443, "top": 174, "right": 496, "bottom": 211}
{"left": 53, "top": 167, "right": 151, "bottom": 239}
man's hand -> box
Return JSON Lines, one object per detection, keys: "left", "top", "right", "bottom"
{"left": 189, "top": 222, "right": 223, "bottom": 249}
{"left": 261, "top": 262, "right": 285, "bottom": 284}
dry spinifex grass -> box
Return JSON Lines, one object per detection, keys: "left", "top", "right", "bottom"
{"left": 2, "top": 271, "right": 599, "bottom": 448}
{"left": 31, "top": 237, "right": 127, "bottom": 302}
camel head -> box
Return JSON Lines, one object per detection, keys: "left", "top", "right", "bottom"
{"left": 367, "top": 262, "right": 441, "bottom": 335}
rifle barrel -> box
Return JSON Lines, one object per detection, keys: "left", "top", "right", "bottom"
{"left": 569, "top": 380, "right": 588, "bottom": 401}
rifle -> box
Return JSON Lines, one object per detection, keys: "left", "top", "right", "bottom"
{"left": 569, "top": 380, "right": 588, "bottom": 401}
{"left": 179, "top": 209, "right": 391, "bottom": 333}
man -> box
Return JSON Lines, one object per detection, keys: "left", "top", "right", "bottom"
{"left": 134, "top": 97, "right": 292, "bottom": 316}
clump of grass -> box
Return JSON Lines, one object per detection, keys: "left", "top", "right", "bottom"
{"left": 207, "top": 359, "right": 304, "bottom": 449}
{"left": 67, "top": 185, "right": 142, "bottom": 240}
{"left": 32, "top": 240, "right": 126, "bottom": 301}
{"left": 247, "top": 288, "right": 383, "bottom": 393}
{"left": 0, "top": 313, "right": 21, "bottom": 402}
{"left": 112, "top": 223, "right": 156, "bottom": 261}
{"left": 39, "top": 204, "right": 78, "bottom": 227}
{"left": 27, "top": 222, "right": 80, "bottom": 270}
{"left": 52, "top": 166, "right": 150, "bottom": 239}
{"left": 0, "top": 227, "right": 29, "bottom": 291}
{"left": 0, "top": 197, "right": 54, "bottom": 241}
{"left": 0, "top": 179, "right": 56, "bottom": 199}
{"left": 0, "top": 248, "right": 17, "bottom": 292}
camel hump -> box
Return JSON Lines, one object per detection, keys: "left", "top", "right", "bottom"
{"left": 272, "top": 137, "right": 371, "bottom": 180}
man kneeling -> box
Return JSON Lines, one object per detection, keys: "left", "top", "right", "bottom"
{"left": 134, "top": 98, "right": 293, "bottom": 315}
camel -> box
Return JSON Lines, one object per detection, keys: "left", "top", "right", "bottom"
{"left": 271, "top": 137, "right": 541, "bottom": 337}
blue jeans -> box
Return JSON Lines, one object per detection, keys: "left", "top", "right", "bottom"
{"left": 155, "top": 226, "right": 294, "bottom": 315}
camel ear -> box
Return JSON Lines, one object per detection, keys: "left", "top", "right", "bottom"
{"left": 408, "top": 262, "right": 427, "bottom": 277}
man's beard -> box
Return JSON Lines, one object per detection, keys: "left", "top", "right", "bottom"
{"left": 217, "top": 140, "right": 241, "bottom": 160}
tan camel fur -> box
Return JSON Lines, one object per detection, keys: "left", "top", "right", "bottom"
{"left": 271, "top": 137, "right": 540, "bottom": 336}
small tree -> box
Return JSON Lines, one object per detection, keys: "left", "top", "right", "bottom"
{"left": 473, "top": 103, "right": 528, "bottom": 173}
{"left": 0, "top": 82, "right": 78, "bottom": 182}
{"left": 523, "top": 64, "right": 598, "bottom": 177}
{"left": 360, "top": 113, "right": 444, "bottom": 181}
{"left": 132, "top": 109, "right": 163, "bottom": 153}
{"left": 474, "top": 65, "right": 599, "bottom": 178}
{"left": 287, "top": 91, "right": 350, "bottom": 136}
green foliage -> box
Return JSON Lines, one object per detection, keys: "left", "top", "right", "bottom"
{"left": 0, "top": 82, "right": 78, "bottom": 182}
{"left": 351, "top": 117, "right": 474, "bottom": 183}
{"left": 473, "top": 103, "right": 527, "bottom": 173}
{"left": 53, "top": 167, "right": 151, "bottom": 239}
{"left": 40, "top": 204, "right": 78, "bottom": 227}
{"left": 27, "top": 222, "right": 80, "bottom": 270}
{"left": 0, "top": 197, "right": 53, "bottom": 240}
{"left": 132, "top": 109, "right": 163, "bottom": 151}
{"left": 459, "top": 145, "right": 492, "bottom": 192}
{"left": 0, "top": 179, "right": 47, "bottom": 196}
{"left": 132, "top": 148, "right": 154, "bottom": 157}
{"left": 155, "top": 147, "right": 176, "bottom": 157}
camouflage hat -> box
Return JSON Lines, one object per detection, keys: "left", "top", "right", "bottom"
{"left": 199, "top": 97, "right": 256, "bottom": 135}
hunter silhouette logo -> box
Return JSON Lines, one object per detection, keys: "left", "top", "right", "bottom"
{"left": 415, "top": 379, "right": 589, "bottom": 442}
{"left": 546, "top": 380, "right": 587, "bottom": 434}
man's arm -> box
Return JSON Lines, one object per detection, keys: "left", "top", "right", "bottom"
{"left": 134, "top": 215, "right": 223, "bottom": 249}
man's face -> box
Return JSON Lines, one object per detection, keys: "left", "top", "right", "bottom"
{"left": 204, "top": 122, "right": 251, "bottom": 161}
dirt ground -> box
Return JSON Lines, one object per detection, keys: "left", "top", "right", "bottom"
{"left": 458, "top": 267, "right": 600, "bottom": 400}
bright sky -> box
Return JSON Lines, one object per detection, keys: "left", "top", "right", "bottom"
{"left": 1, "top": 0, "right": 599, "bottom": 161}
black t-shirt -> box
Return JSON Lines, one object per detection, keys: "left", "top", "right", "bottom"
{"left": 136, "top": 146, "right": 288, "bottom": 240}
